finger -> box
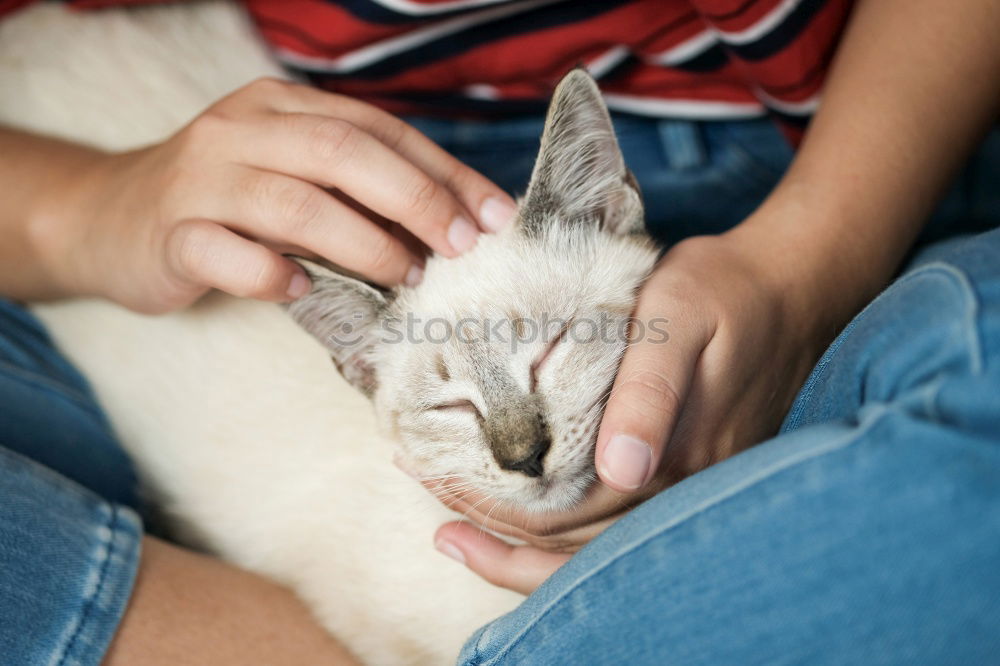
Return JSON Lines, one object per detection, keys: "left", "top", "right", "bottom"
{"left": 230, "top": 111, "right": 483, "bottom": 257}
{"left": 209, "top": 169, "right": 424, "bottom": 287}
{"left": 420, "top": 476, "right": 624, "bottom": 548}
{"left": 434, "top": 522, "right": 570, "bottom": 595}
{"left": 261, "top": 80, "right": 518, "bottom": 233}
{"left": 164, "top": 219, "right": 311, "bottom": 301}
{"left": 595, "top": 270, "right": 711, "bottom": 492}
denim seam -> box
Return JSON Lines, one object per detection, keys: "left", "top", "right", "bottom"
{"left": 920, "top": 376, "right": 948, "bottom": 425}
{"left": 656, "top": 120, "right": 705, "bottom": 171}
{"left": 0, "top": 446, "right": 141, "bottom": 665}
{"left": 2, "top": 445, "right": 109, "bottom": 506}
{"left": 473, "top": 403, "right": 896, "bottom": 665}
{"left": 0, "top": 359, "right": 108, "bottom": 422}
{"left": 920, "top": 262, "right": 985, "bottom": 375}
{"left": 715, "top": 132, "right": 784, "bottom": 189}
{"left": 782, "top": 261, "right": 983, "bottom": 433}
{"left": 867, "top": 263, "right": 983, "bottom": 374}
{"left": 53, "top": 506, "right": 120, "bottom": 666}
{"left": 781, "top": 320, "right": 854, "bottom": 433}
{"left": 715, "top": 120, "right": 791, "bottom": 180}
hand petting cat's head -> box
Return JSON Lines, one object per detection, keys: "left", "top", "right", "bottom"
{"left": 289, "top": 70, "right": 659, "bottom": 512}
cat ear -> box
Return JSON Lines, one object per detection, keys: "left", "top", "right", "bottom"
{"left": 520, "top": 68, "right": 644, "bottom": 237}
{"left": 285, "top": 257, "right": 389, "bottom": 397}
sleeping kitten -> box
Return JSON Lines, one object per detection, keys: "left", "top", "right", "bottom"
{"left": 288, "top": 69, "right": 658, "bottom": 514}
{"left": 2, "top": 5, "right": 659, "bottom": 663}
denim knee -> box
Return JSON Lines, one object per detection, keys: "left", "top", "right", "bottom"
{"left": 783, "top": 227, "right": 1000, "bottom": 434}
{"left": 0, "top": 301, "right": 143, "bottom": 664}
{"left": 0, "top": 446, "right": 142, "bottom": 666}
{"left": 0, "top": 300, "right": 140, "bottom": 510}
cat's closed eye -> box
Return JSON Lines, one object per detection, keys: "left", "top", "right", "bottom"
{"left": 530, "top": 318, "right": 573, "bottom": 392}
{"left": 430, "top": 400, "right": 481, "bottom": 417}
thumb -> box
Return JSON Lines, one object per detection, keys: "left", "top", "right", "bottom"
{"left": 434, "top": 522, "right": 569, "bottom": 595}
{"left": 596, "top": 282, "right": 709, "bottom": 493}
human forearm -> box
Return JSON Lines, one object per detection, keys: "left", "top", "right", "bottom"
{"left": 737, "top": 0, "right": 1000, "bottom": 335}
{"left": 1, "top": 80, "right": 513, "bottom": 312}
{"left": 0, "top": 127, "right": 107, "bottom": 301}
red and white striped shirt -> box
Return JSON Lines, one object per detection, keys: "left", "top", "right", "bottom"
{"left": 1, "top": 0, "right": 856, "bottom": 142}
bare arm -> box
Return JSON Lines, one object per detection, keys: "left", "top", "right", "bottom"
{"left": 104, "top": 537, "right": 360, "bottom": 665}
{"left": 742, "top": 0, "right": 1000, "bottom": 334}
{"left": 0, "top": 128, "right": 103, "bottom": 301}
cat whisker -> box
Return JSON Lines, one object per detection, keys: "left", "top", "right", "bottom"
{"left": 461, "top": 493, "right": 497, "bottom": 524}
{"left": 426, "top": 481, "right": 477, "bottom": 501}
{"left": 480, "top": 496, "right": 508, "bottom": 537}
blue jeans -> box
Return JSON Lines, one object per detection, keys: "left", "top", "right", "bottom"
{"left": 0, "top": 305, "right": 142, "bottom": 665}
{"left": 1, "top": 116, "right": 998, "bottom": 664}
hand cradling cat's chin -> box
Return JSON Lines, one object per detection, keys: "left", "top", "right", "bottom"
{"left": 416, "top": 468, "right": 657, "bottom": 552}
{"left": 424, "top": 224, "right": 845, "bottom": 595}
{"left": 392, "top": 440, "right": 646, "bottom": 553}
{"left": 421, "top": 478, "right": 660, "bottom": 596}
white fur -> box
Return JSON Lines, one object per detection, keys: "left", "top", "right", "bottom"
{"left": 0, "top": 4, "right": 655, "bottom": 664}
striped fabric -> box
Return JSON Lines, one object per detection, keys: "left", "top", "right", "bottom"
{"left": 2, "top": 0, "right": 856, "bottom": 142}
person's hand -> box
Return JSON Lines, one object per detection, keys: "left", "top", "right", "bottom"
{"left": 429, "top": 220, "right": 847, "bottom": 593}
{"left": 33, "top": 77, "right": 515, "bottom": 313}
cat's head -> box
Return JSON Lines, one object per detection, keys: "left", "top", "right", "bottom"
{"left": 289, "top": 70, "right": 659, "bottom": 512}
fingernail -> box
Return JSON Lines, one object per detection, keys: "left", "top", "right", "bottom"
{"left": 479, "top": 196, "right": 517, "bottom": 232}
{"left": 435, "top": 539, "right": 466, "bottom": 565}
{"left": 404, "top": 264, "right": 424, "bottom": 287}
{"left": 600, "top": 434, "right": 652, "bottom": 491}
{"left": 287, "top": 271, "right": 311, "bottom": 299}
{"left": 447, "top": 215, "right": 479, "bottom": 253}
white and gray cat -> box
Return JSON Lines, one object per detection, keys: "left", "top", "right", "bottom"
{"left": 1, "top": 3, "right": 658, "bottom": 664}
{"left": 288, "top": 68, "right": 657, "bottom": 516}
